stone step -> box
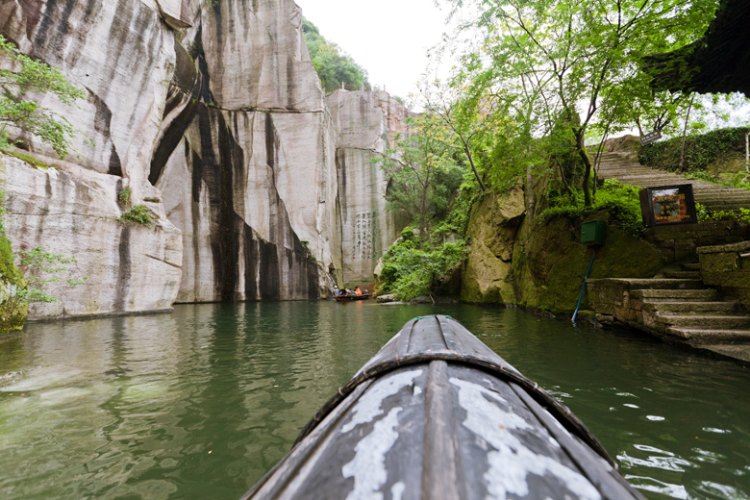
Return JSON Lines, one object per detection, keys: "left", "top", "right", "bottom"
{"left": 631, "top": 288, "right": 718, "bottom": 300}
{"left": 667, "top": 327, "right": 750, "bottom": 343}
{"left": 659, "top": 270, "right": 702, "bottom": 280}
{"left": 695, "top": 193, "right": 750, "bottom": 201}
{"left": 681, "top": 262, "right": 701, "bottom": 271}
{"left": 702, "top": 344, "right": 750, "bottom": 362}
{"left": 644, "top": 301, "right": 739, "bottom": 314}
{"left": 657, "top": 314, "right": 750, "bottom": 329}
{"left": 611, "top": 278, "right": 705, "bottom": 289}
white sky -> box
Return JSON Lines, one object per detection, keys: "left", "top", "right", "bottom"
{"left": 295, "top": 0, "right": 450, "bottom": 101}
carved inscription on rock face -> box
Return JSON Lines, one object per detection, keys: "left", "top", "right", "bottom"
{"left": 354, "top": 211, "right": 376, "bottom": 260}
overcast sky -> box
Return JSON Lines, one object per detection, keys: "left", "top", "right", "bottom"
{"left": 295, "top": 0, "right": 449, "bottom": 101}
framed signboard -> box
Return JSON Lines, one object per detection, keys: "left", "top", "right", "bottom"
{"left": 641, "top": 131, "right": 662, "bottom": 145}
{"left": 639, "top": 184, "right": 698, "bottom": 227}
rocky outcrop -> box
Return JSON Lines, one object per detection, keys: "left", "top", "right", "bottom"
{"left": 1, "top": 154, "right": 182, "bottom": 319}
{"left": 327, "top": 90, "right": 409, "bottom": 284}
{"left": 460, "top": 187, "right": 525, "bottom": 303}
{"left": 461, "top": 187, "right": 665, "bottom": 313}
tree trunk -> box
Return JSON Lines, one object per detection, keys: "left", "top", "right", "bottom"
{"left": 679, "top": 97, "right": 694, "bottom": 171}
{"left": 576, "top": 131, "right": 593, "bottom": 207}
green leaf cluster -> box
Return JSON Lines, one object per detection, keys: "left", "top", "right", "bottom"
{"left": 17, "top": 246, "right": 81, "bottom": 303}
{"left": 302, "top": 20, "right": 369, "bottom": 93}
{"left": 377, "top": 228, "right": 467, "bottom": 301}
{"left": 696, "top": 203, "right": 750, "bottom": 224}
{"left": 0, "top": 34, "right": 83, "bottom": 158}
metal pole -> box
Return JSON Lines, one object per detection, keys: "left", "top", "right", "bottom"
{"left": 571, "top": 252, "right": 597, "bottom": 325}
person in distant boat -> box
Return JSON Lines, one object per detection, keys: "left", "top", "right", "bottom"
{"left": 354, "top": 287, "right": 363, "bottom": 296}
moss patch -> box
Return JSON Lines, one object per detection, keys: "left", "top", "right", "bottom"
{"left": 0, "top": 228, "right": 28, "bottom": 333}
{"left": 511, "top": 211, "right": 664, "bottom": 313}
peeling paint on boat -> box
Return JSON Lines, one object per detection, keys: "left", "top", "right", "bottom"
{"left": 341, "top": 369, "right": 421, "bottom": 433}
{"left": 390, "top": 481, "right": 405, "bottom": 500}
{"left": 342, "top": 407, "right": 403, "bottom": 500}
{"left": 450, "top": 377, "right": 602, "bottom": 500}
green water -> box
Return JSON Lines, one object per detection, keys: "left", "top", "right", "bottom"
{"left": 1, "top": 302, "right": 749, "bottom": 499}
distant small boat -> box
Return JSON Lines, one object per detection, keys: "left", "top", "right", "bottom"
{"left": 334, "top": 293, "right": 371, "bottom": 303}
{"left": 245, "top": 315, "right": 641, "bottom": 499}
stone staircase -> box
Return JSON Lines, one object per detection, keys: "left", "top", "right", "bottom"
{"left": 597, "top": 151, "right": 750, "bottom": 212}
{"left": 589, "top": 151, "right": 750, "bottom": 362}
{"left": 589, "top": 261, "right": 750, "bottom": 362}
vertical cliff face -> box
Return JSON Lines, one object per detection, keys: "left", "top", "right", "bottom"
{"left": 327, "top": 90, "right": 409, "bottom": 284}
{"left": 152, "top": 0, "right": 339, "bottom": 302}
{"left": 0, "top": 0, "right": 406, "bottom": 320}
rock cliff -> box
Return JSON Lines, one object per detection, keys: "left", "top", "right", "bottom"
{"left": 0, "top": 0, "right": 405, "bottom": 321}
{"left": 327, "top": 90, "right": 408, "bottom": 284}
{"left": 152, "top": 0, "right": 339, "bottom": 302}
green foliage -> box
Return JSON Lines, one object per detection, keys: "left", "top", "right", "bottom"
{"left": 0, "top": 34, "right": 84, "bottom": 158}
{"left": 377, "top": 228, "right": 467, "bottom": 301}
{"left": 118, "top": 187, "right": 132, "bottom": 207}
{"left": 640, "top": 127, "right": 750, "bottom": 173}
{"left": 541, "top": 180, "right": 645, "bottom": 236}
{"left": 17, "top": 246, "right": 81, "bottom": 303}
{"left": 375, "top": 114, "right": 465, "bottom": 236}
{"left": 302, "top": 20, "right": 369, "bottom": 93}
{"left": 0, "top": 192, "right": 23, "bottom": 287}
{"left": 686, "top": 170, "right": 750, "bottom": 190}
{"left": 445, "top": 0, "right": 717, "bottom": 206}
{"left": 696, "top": 203, "right": 750, "bottom": 224}
{"left": 120, "top": 205, "right": 154, "bottom": 227}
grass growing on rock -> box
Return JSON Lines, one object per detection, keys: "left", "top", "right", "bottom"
{"left": 119, "top": 205, "right": 154, "bottom": 227}
{"left": 118, "top": 187, "right": 132, "bottom": 207}
{"left": 639, "top": 126, "right": 750, "bottom": 173}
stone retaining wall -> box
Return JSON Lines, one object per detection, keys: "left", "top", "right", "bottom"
{"left": 699, "top": 240, "right": 750, "bottom": 307}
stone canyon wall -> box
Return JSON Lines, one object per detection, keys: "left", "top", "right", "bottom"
{"left": 0, "top": 0, "right": 405, "bottom": 320}
{"left": 328, "top": 90, "right": 408, "bottom": 285}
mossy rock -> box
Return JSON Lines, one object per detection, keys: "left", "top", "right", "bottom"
{"left": 460, "top": 191, "right": 523, "bottom": 304}
{"left": 512, "top": 211, "right": 665, "bottom": 313}
{"left": 0, "top": 231, "right": 27, "bottom": 333}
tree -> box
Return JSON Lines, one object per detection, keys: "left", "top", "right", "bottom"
{"left": 302, "top": 20, "right": 369, "bottom": 93}
{"left": 0, "top": 35, "right": 83, "bottom": 157}
{"left": 374, "top": 114, "right": 464, "bottom": 238}
{"left": 446, "top": 0, "right": 717, "bottom": 206}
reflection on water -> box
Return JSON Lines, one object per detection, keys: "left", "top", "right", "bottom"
{"left": 1, "top": 302, "right": 749, "bottom": 499}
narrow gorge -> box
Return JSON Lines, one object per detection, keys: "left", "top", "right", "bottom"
{"left": 0, "top": 0, "right": 407, "bottom": 321}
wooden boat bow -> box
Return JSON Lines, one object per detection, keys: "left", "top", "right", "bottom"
{"left": 245, "top": 315, "right": 642, "bottom": 499}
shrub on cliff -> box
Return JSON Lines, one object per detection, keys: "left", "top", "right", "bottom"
{"left": 120, "top": 205, "right": 155, "bottom": 227}
{"left": 0, "top": 34, "right": 84, "bottom": 158}
{"left": 0, "top": 191, "right": 28, "bottom": 332}
{"left": 541, "top": 180, "right": 644, "bottom": 236}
